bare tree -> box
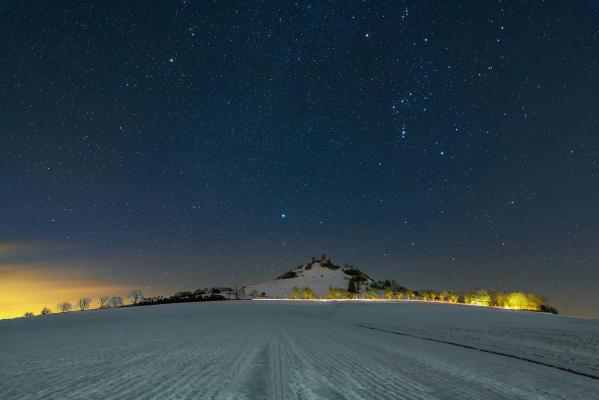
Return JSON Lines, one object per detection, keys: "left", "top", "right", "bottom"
{"left": 57, "top": 301, "right": 73, "bottom": 312}
{"left": 109, "top": 296, "right": 123, "bottom": 307}
{"left": 23, "top": 311, "right": 34, "bottom": 317}
{"left": 78, "top": 297, "right": 92, "bottom": 311}
{"left": 41, "top": 307, "right": 52, "bottom": 315}
{"left": 128, "top": 289, "right": 144, "bottom": 305}
{"left": 100, "top": 296, "right": 110, "bottom": 308}
{"left": 232, "top": 285, "right": 244, "bottom": 300}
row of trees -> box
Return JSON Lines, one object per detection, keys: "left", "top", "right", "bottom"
{"left": 288, "top": 286, "right": 386, "bottom": 300}
{"left": 24, "top": 290, "right": 145, "bottom": 317}
{"left": 413, "top": 288, "right": 557, "bottom": 312}
{"left": 284, "top": 285, "right": 558, "bottom": 313}
{"left": 24, "top": 286, "right": 242, "bottom": 317}
{"left": 56, "top": 297, "right": 93, "bottom": 313}
{"left": 134, "top": 287, "right": 234, "bottom": 306}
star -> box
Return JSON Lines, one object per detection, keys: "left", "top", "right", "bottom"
{"left": 281, "top": 213, "right": 287, "bottom": 219}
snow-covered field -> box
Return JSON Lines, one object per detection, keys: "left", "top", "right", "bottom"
{"left": 1, "top": 301, "right": 598, "bottom": 399}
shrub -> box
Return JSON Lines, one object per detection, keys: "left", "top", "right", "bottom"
{"left": 540, "top": 304, "right": 559, "bottom": 314}
{"left": 342, "top": 267, "right": 370, "bottom": 283}
{"left": 327, "top": 287, "right": 351, "bottom": 299}
{"left": 320, "top": 260, "right": 341, "bottom": 270}
{"left": 277, "top": 270, "right": 298, "bottom": 280}
{"left": 302, "top": 287, "right": 317, "bottom": 299}
{"left": 440, "top": 291, "right": 458, "bottom": 302}
{"left": 291, "top": 287, "right": 301, "bottom": 299}
{"left": 490, "top": 291, "right": 509, "bottom": 307}
{"left": 384, "top": 287, "right": 393, "bottom": 299}
{"left": 420, "top": 290, "right": 438, "bottom": 301}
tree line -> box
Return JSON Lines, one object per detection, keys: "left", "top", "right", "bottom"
{"left": 23, "top": 290, "right": 145, "bottom": 317}
{"left": 21, "top": 286, "right": 244, "bottom": 318}
{"left": 285, "top": 285, "right": 558, "bottom": 314}
{"left": 409, "top": 288, "right": 558, "bottom": 313}
{"left": 134, "top": 286, "right": 239, "bottom": 306}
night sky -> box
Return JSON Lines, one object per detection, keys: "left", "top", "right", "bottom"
{"left": 1, "top": 1, "right": 598, "bottom": 318}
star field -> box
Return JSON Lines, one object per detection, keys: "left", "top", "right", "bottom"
{"left": 1, "top": 1, "right": 598, "bottom": 316}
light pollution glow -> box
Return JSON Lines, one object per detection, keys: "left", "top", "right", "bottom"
{"left": 0, "top": 241, "right": 135, "bottom": 319}
{"left": 0, "top": 264, "right": 131, "bottom": 320}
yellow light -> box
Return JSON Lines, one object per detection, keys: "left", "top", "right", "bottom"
{"left": 0, "top": 263, "right": 130, "bottom": 319}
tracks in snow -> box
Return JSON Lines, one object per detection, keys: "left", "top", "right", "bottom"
{"left": 356, "top": 324, "right": 599, "bottom": 381}
{"left": 3, "top": 302, "right": 599, "bottom": 399}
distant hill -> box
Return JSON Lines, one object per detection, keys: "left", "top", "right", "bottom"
{"left": 245, "top": 255, "right": 373, "bottom": 298}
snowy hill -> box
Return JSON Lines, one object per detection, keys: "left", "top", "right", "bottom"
{"left": 245, "top": 255, "right": 373, "bottom": 297}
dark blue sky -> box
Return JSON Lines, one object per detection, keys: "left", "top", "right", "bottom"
{"left": 1, "top": 1, "right": 598, "bottom": 316}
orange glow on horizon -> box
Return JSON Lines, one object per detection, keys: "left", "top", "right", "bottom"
{"left": 0, "top": 264, "right": 132, "bottom": 320}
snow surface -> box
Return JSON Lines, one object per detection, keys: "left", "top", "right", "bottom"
{"left": 1, "top": 301, "right": 598, "bottom": 399}
{"left": 245, "top": 261, "right": 371, "bottom": 297}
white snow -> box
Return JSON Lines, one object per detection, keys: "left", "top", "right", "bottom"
{"left": 245, "top": 261, "right": 371, "bottom": 297}
{"left": 1, "top": 301, "right": 598, "bottom": 399}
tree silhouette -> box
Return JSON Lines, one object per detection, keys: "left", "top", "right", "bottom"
{"left": 348, "top": 279, "right": 357, "bottom": 294}
{"left": 100, "top": 296, "right": 110, "bottom": 308}
{"left": 232, "top": 285, "right": 243, "bottom": 300}
{"left": 128, "top": 290, "right": 144, "bottom": 305}
{"left": 57, "top": 301, "right": 72, "bottom": 312}
{"left": 78, "top": 298, "right": 92, "bottom": 311}
{"left": 109, "top": 296, "right": 123, "bottom": 307}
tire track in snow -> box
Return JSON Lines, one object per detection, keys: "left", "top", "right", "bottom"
{"left": 266, "top": 334, "right": 284, "bottom": 400}
{"left": 357, "top": 324, "right": 599, "bottom": 381}
{"left": 335, "top": 323, "right": 557, "bottom": 399}
{"left": 4, "top": 302, "right": 598, "bottom": 399}
{"left": 278, "top": 319, "right": 438, "bottom": 400}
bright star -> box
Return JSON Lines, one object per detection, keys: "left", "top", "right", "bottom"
{"left": 281, "top": 213, "right": 287, "bottom": 219}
